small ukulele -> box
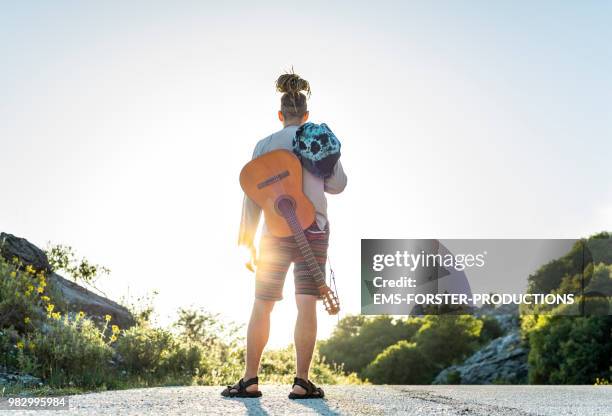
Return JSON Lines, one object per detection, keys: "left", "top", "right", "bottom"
{"left": 240, "top": 149, "right": 340, "bottom": 315}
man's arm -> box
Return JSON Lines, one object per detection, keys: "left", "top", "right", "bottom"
{"left": 238, "top": 194, "right": 261, "bottom": 248}
{"left": 238, "top": 142, "right": 263, "bottom": 271}
{"left": 324, "top": 159, "right": 347, "bottom": 194}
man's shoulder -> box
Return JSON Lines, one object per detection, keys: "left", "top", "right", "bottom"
{"left": 252, "top": 136, "right": 270, "bottom": 158}
{"left": 252, "top": 127, "right": 295, "bottom": 157}
{"left": 254, "top": 134, "right": 272, "bottom": 150}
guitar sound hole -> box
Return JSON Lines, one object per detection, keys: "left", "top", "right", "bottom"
{"left": 275, "top": 196, "right": 296, "bottom": 216}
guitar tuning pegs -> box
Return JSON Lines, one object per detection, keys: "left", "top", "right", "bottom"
{"left": 319, "top": 285, "right": 340, "bottom": 315}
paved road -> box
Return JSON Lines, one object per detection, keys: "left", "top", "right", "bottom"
{"left": 3, "top": 385, "right": 611, "bottom": 415}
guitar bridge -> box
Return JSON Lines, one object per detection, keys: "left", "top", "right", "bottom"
{"left": 257, "top": 170, "right": 290, "bottom": 189}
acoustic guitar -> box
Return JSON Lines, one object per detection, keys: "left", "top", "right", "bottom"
{"left": 240, "top": 149, "right": 340, "bottom": 315}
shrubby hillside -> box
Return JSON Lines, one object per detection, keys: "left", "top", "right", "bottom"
{"left": 320, "top": 314, "right": 500, "bottom": 384}
{"left": 2, "top": 231, "right": 609, "bottom": 390}
{"left": 0, "top": 233, "right": 358, "bottom": 392}
{"left": 321, "top": 233, "right": 611, "bottom": 385}
{"left": 522, "top": 232, "right": 612, "bottom": 384}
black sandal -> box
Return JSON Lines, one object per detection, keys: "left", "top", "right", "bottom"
{"left": 221, "top": 376, "right": 262, "bottom": 398}
{"left": 288, "top": 377, "right": 325, "bottom": 399}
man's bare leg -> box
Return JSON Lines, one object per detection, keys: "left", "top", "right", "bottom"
{"left": 231, "top": 298, "right": 274, "bottom": 394}
{"left": 293, "top": 294, "right": 318, "bottom": 394}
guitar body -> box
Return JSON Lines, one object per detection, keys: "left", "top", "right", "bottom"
{"left": 240, "top": 150, "right": 316, "bottom": 238}
{"left": 240, "top": 149, "right": 340, "bottom": 315}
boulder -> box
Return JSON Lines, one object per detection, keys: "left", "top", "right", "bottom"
{"left": 0, "top": 233, "right": 50, "bottom": 273}
{"left": 474, "top": 303, "right": 520, "bottom": 333}
{"left": 433, "top": 329, "right": 528, "bottom": 384}
{"left": 0, "top": 232, "right": 135, "bottom": 329}
{"left": 47, "top": 272, "right": 135, "bottom": 329}
{"left": 0, "top": 371, "right": 42, "bottom": 387}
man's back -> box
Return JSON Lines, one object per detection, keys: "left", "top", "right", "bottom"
{"left": 239, "top": 125, "right": 347, "bottom": 245}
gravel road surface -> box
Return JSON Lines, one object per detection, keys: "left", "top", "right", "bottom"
{"left": 2, "top": 385, "right": 611, "bottom": 415}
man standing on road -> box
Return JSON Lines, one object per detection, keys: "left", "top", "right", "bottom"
{"left": 222, "top": 71, "right": 347, "bottom": 399}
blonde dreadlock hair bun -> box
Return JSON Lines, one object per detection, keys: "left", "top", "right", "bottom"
{"left": 276, "top": 70, "right": 310, "bottom": 119}
{"left": 275, "top": 72, "right": 311, "bottom": 97}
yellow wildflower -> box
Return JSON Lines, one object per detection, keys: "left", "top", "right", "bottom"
{"left": 37, "top": 286, "right": 44, "bottom": 294}
{"left": 111, "top": 325, "right": 120, "bottom": 334}
{"left": 46, "top": 304, "right": 55, "bottom": 313}
{"left": 12, "top": 256, "right": 19, "bottom": 264}
{"left": 78, "top": 311, "right": 85, "bottom": 319}
{"left": 16, "top": 341, "right": 24, "bottom": 350}
{"left": 24, "top": 317, "right": 31, "bottom": 325}
{"left": 51, "top": 312, "right": 61, "bottom": 320}
{"left": 41, "top": 296, "right": 51, "bottom": 302}
{"left": 25, "top": 265, "right": 35, "bottom": 274}
{"left": 110, "top": 335, "right": 117, "bottom": 343}
{"left": 27, "top": 285, "right": 34, "bottom": 292}
{"left": 105, "top": 314, "right": 112, "bottom": 322}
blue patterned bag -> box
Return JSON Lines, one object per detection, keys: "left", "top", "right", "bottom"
{"left": 292, "top": 122, "right": 341, "bottom": 178}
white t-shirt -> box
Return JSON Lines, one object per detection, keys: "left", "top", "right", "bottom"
{"left": 238, "top": 125, "right": 347, "bottom": 246}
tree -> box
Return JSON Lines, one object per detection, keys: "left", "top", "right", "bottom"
{"left": 414, "top": 315, "right": 482, "bottom": 371}
{"left": 364, "top": 341, "right": 434, "bottom": 384}
{"left": 319, "top": 315, "right": 422, "bottom": 376}
{"left": 523, "top": 233, "right": 612, "bottom": 384}
{"left": 527, "top": 315, "right": 611, "bottom": 384}
{"left": 46, "top": 244, "right": 110, "bottom": 284}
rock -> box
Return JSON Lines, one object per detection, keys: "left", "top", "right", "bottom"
{"left": 49, "top": 272, "right": 135, "bottom": 328}
{"left": 0, "top": 233, "right": 50, "bottom": 273}
{"left": 0, "top": 372, "right": 42, "bottom": 387}
{"left": 0, "top": 232, "right": 135, "bottom": 329}
{"left": 474, "top": 303, "right": 520, "bottom": 333}
{"left": 47, "top": 272, "right": 135, "bottom": 329}
{"left": 492, "top": 314, "right": 519, "bottom": 333}
{"left": 433, "top": 330, "right": 528, "bottom": 384}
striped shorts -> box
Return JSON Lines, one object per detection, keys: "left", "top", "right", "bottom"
{"left": 255, "top": 222, "right": 329, "bottom": 301}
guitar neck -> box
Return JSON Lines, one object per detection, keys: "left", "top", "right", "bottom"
{"left": 281, "top": 205, "right": 326, "bottom": 288}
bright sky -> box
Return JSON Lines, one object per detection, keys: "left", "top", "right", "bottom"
{"left": 1, "top": 1, "right": 611, "bottom": 347}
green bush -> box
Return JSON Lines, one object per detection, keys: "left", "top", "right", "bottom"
{"left": 1, "top": 254, "right": 67, "bottom": 379}
{"left": 0, "top": 254, "right": 362, "bottom": 391}
{"left": 320, "top": 314, "right": 485, "bottom": 384}
{"left": 1, "top": 254, "right": 115, "bottom": 388}
{"left": 258, "top": 345, "right": 362, "bottom": 385}
{"left": 319, "top": 315, "right": 422, "bottom": 376}
{"left": 29, "top": 315, "right": 114, "bottom": 388}
{"left": 158, "top": 341, "right": 208, "bottom": 385}
{"left": 585, "top": 263, "right": 612, "bottom": 301}
{"left": 364, "top": 341, "right": 434, "bottom": 384}
{"left": 0, "top": 258, "right": 49, "bottom": 333}
{"left": 526, "top": 315, "right": 611, "bottom": 384}
{"left": 0, "top": 327, "right": 21, "bottom": 370}
{"left": 46, "top": 244, "right": 110, "bottom": 285}
{"left": 114, "top": 326, "right": 178, "bottom": 382}
{"left": 114, "top": 322, "right": 240, "bottom": 386}
{"left": 586, "top": 232, "right": 612, "bottom": 265}
{"left": 445, "top": 370, "right": 462, "bottom": 384}
{"left": 172, "top": 308, "right": 244, "bottom": 386}
{"left": 527, "top": 239, "right": 590, "bottom": 295}
{"left": 414, "top": 315, "right": 483, "bottom": 371}
{"left": 527, "top": 233, "right": 612, "bottom": 302}
{"left": 521, "top": 233, "right": 611, "bottom": 384}
{"left": 479, "top": 315, "right": 504, "bottom": 342}
{"left": 174, "top": 308, "right": 237, "bottom": 347}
